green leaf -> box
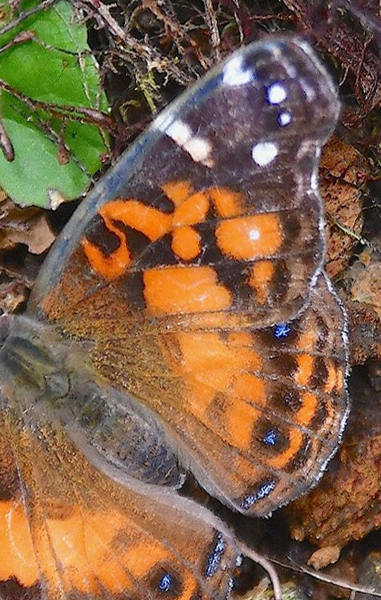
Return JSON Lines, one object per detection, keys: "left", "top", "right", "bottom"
{"left": 0, "top": 0, "right": 109, "bottom": 207}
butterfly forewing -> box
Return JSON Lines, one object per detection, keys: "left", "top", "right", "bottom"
{"left": 31, "top": 38, "right": 339, "bottom": 328}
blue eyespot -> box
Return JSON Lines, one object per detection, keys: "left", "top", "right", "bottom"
{"left": 241, "top": 480, "right": 276, "bottom": 510}
{"left": 158, "top": 573, "right": 172, "bottom": 592}
{"left": 263, "top": 429, "right": 278, "bottom": 446}
{"left": 206, "top": 533, "right": 225, "bottom": 578}
{"left": 273, "top": 323, "right": 291, "bottom": 339}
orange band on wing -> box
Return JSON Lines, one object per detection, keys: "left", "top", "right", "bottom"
{"left": 180, "top": 331, "right": 258, "bottom": 372}
{"left": 143, "top": 266, "right": 232, "bottom": 315}
{"left": 248, "top": 261, "right": 275, "bottom": 305}
{"left": 82, "top": 200, "right": 172, "bottom": 280}
{"left": 99, "top": 200, "right": 172, "bottom": 241}
{"left": 295, "top": 391, "right": 318, "bottom": 427}
{"left": 268, "top": 428, "right": 304, "bottom": 469}
{"left": 224, "top": 399, "right": 261, "bottom": 451}
{"left": 82, "top": 235, "right": 131, "bottom": 281}
{"left": 231, "top": 373, "right": 266, "bottom": 406}
{"left": 296, "top": 327, "right": 318, "bottom": 353}
{"left": 294, "top": 354, "right": 314, "bottom": 387}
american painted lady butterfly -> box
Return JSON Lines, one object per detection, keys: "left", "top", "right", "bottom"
{"left": 0, "top": 37, "right": 348, "bottom": 600}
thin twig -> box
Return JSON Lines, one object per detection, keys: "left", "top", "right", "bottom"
{"left": 272, "top": 557, "right": 381, "bottom": 598}
{"left": 203, "top": 0, "right": 220, "bottom": 58}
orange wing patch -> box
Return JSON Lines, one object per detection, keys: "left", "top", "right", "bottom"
{"left": 216, "top": 214, "right": 282, "bottom": 260}
{"left": 295, "top": 392, "right": 319, "bottom": 428}
{"left": 266, "top": 428, "right": 304, "bottom": 470}
{"left": 208, "top": 187, "right": 244, "bottom": 218}
{"left": 82, "top": 200, "right": 171, "bottom": 280}
{"left": 81, "top": 181, "right": 252, "bottom": 282}
{"left": 171, "top": 226, "right": 202, "bottom": 261}
{"left": 294, "top": 354, "right": 315, "bottom": 387}
{"left": 248, "top": 261, "right": 275, "bottom": 305}
{"left": 0, "top": 501, "right": 37, "bottom": 587}
{"left": 0, "top": 503, "right": 143, "bottom": 593}
{"left": 143, "top": 266, "right": 232, "bottom": 315}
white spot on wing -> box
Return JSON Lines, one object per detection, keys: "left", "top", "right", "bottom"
{"left": 267, "top": 83, "right": 287, "bottom": 104}
{"left": 249, "top": 228, "right": 260, "bottom": 241}
{"left": 166, "top": 120, "right": 193, "bottom": 145}
{"left": 252, "top": 142, "right": 278, "bottom": 166}
{"left": 163, "top": 119, "right": 214, "bottom": 167}
{"left": 223, "top": 55, "right": 253, "bottom": 86}
{"left": 183, "top": 136, "right": 214, "bottom": 167}
{"left": 278, "top": 111, "right": 292, "bottom": 127}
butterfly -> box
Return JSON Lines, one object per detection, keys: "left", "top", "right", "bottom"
{"left": 0, "top": 36, "right": 348, "bottom": 600}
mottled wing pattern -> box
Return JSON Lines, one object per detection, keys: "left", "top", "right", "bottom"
{"left": 26, "top": 38, "right": 348, "bottom": 517}
{"left": 155, "top": 273, "right": 347, "bottom": 514}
